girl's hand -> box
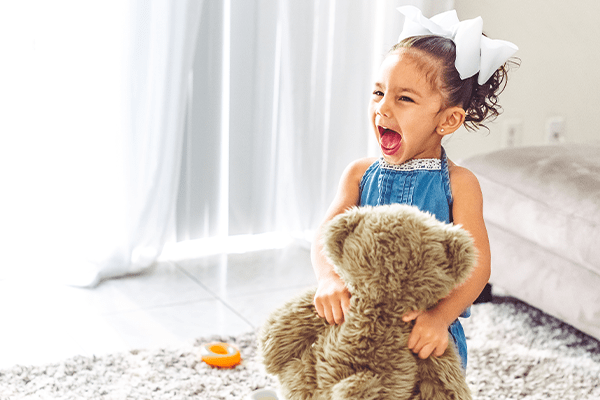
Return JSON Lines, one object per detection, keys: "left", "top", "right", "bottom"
{"left": 402, "top": 310, "right": 450, "bottom": 359}
{"left": 313, "top": 274, "right": 351, "bottom": 325}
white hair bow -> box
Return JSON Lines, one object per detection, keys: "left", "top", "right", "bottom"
{"left": 397, "top": 6, "right": 518, "bottom": 85}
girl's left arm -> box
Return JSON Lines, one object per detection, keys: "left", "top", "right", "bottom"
{"left": 404, "top": 165, "right": 491, "bottom": 359}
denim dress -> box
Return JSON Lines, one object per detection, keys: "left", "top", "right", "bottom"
{"left": 359, "top": 147, "right": 469, "bottom": 369}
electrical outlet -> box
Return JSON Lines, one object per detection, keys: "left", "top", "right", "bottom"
{"left": 501, "top": 119, "right": 522, "bottom": 148}
{"left": 545, "top": 117, "right": 565, "bottom": 144}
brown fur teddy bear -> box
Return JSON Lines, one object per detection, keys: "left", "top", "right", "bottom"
{"left": 258, "top": 204, "right": 475, "bottom": 400}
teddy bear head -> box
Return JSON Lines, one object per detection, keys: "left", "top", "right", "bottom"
{"left": 322, "top": 204, "right": 475, "bottom": 311}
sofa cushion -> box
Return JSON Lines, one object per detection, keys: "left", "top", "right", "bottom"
{"left": 461, "top": 143, "right": 600, "bottom": 277}
{"left": 485, "top": 222, "right": 600, "bottom": 340}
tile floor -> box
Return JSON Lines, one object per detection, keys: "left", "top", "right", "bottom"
{"left": 0, "top": 242, "right": 317, "bottom": 369}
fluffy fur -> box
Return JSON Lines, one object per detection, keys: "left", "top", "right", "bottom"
{"left": 259, "top": 204, "right": 475, "bottom": 400}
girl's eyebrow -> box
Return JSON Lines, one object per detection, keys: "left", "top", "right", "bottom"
{"left": 398, "top": 87, "right": 422, "bottom": 97}
{"left": 373, "top": 82, "right": 422, "bottom": 97}
{"left": 375, "top": 82, "right": 423, "bottom": 97}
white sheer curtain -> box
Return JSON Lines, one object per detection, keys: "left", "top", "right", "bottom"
{"left": 0, "top": 1, "right": 202, "bottom": 287}
{"left": 175, "top": 0, "right": 454, "bottom": 243}
{"left": 0, "top": 0, "right": 451, "bottom": 285}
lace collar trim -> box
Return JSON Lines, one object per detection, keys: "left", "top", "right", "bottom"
{"left": 379, "top": 157, "right": 441, "bottom": 171}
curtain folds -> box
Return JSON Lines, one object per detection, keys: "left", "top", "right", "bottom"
{"left": 179, "top": 0, "right": 384, "bottom": 241}
{"left": 177, "top": 0, "right": 454, "bottom": 241}
{"left": 0, "top": 0, "right": 450, "bottom": 286}
{"left": 0, "top": 1, "right": 202, "bottom": 287}
{"left": 121, "top": 1, "right": 203, "bottom": 281}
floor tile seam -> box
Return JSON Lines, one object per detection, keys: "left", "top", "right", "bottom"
{"left": 92, "top": 297, "right": 235, "bottom": 317}
{"left": 173, "top": 263, "right": 256, "bottom": 329}
{"left": 16, "top": 293, "right": 220, "bottom": 318}
{"left": 224, "top": 283, "right": 316, "bottom": 300}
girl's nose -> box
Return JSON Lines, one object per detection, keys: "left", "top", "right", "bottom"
{"left": 376, "top": 96, "right": 392, "bottom": 118}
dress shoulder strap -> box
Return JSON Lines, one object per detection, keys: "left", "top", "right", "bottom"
{"left": 441, "top": 147, "right": 454, "bottom": 220}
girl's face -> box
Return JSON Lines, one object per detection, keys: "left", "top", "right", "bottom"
{"left": 369, "top": 50, "right": 446, "bottom": 165}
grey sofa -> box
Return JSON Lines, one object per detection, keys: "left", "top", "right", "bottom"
{"left": 461, "top": 143, "right": 600, "bottom": 341}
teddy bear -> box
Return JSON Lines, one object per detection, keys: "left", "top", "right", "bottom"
{"left": 258, "top": 204, "right": 475, "bottom": 400}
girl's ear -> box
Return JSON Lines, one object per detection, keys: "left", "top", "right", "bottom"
{"left": 437, "top": 106, "right": 466, "bottom": 136}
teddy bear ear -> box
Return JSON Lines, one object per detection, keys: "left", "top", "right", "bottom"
{"left": 321, "top": 206, "right": 366, "bottom": 265}
{"left": 443, "top": 225, "right": 477, "bottom": 285}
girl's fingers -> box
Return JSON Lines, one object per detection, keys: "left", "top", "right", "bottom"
{"left": 433, "top": 344, "right": 446, "bottom": 357}
{"left": 409, "top": 333, "right": 429, "bottom": 358}
{"left": 418, "top": 343, "right": 435, "bottom": 359}
{"left": 322, "top": 306, "right": 333, "bottom": 325}
{"left": 313, "top": 282, "right": 350, "bottom": 325}
{"left": 341, "top": 295, "right": 351, "bottom": 315}
{"left": 407, "top": 330, "right": 419, "bottom": 351}
{"left": 332, "top": 304, "right": 345, "bottom": 325}
{"left": 402, "top": 310, "right": 422, "bottom": 322}
{"left": 409, "top": 331, "right": 449, "bottom": 359}
{"left": 313, "top": 296, "right": 325, "bottom": 319}
{"left": 318, "top": 298, "right": 342, "bottom": 325}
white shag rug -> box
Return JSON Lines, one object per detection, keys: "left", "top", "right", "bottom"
{"left": 1, "top": 297, "right": 599, "bottom": 400}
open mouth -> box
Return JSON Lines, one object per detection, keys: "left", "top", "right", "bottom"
{"left": 378, "top": 126, "right": 402, "bottom": 155}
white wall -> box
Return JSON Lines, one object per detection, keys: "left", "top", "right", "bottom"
{"left": 444, "top": 0, "right": 600, "bottom": 162}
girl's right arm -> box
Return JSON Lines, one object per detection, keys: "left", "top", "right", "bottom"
{"left": 311, "top": 157, "right": 375, "bottom": 325}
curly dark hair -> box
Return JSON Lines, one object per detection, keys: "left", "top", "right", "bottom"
{"left": 389, "top": 35, "right": 519, "bottom": 131}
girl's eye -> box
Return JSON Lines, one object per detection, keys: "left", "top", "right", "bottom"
{"left": 373, "top": 90, "right": 384, "bottom": 97}
{"left": 399, "top": 96, "right": 414, "bottom": 103}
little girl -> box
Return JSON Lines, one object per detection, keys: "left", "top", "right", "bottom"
{"left": 311, "top": 6, "right": 518, "bottom": 369}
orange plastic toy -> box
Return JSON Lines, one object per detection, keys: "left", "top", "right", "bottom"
{"left": 200, "top": 342, "right": 242, "bottom": 368}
